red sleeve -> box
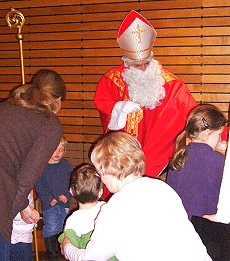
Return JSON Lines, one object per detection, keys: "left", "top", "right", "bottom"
{"left": 94, "top": 66, "right": 127, "bottom": 133}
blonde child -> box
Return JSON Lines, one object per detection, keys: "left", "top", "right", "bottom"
{"left": 35, "top": 136, "right": 72, "bottom": 260}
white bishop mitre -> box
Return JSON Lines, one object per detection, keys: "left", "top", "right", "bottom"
{"left": 117, "top": 10, "right": 157, "bottom": 61}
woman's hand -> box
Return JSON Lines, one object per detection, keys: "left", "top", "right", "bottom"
{"left": 20, "top": 205, "right": 40, "bottom": 224}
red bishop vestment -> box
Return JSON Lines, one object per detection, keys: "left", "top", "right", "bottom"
{"left": 94, "top": 64, "right": 197, "bottom": 200}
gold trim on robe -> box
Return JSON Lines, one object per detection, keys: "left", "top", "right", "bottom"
{"left": 161, "top": 71, "right": 179, "bottom": 83}
{"left": 106, "top": 69, "right": 143, "bottom": 138}
{"left": 106, "top": 70, "right": 126, "bottom": 98}
{"left": 126, "top": 110, "right": 143, "bottom": 138}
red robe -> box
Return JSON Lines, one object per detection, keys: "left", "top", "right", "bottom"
{"left": 94, "top": 64, "right": 197, "bottom": 200}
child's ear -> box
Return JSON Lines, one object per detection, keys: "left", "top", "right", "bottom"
{"left": 200, "top": 129, "right": 210, "bottom": 142}
{"left": 205, "top": 128, "right": 211, "bottom": 138}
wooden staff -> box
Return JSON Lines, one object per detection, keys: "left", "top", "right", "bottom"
{"left": 32, "top": 189, "right": 40, "bottom": 261}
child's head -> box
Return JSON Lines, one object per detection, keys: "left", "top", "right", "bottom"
{"left": 186, "top": 104, "right": 227, "bottom": 148}
{"left": 69, "top": 164, "right": 103, "bottom": 204}
{"left": 170, "top": 104, "right": 227, "bottom": 171}
{"left": 49, "top": 136, "right": 67, "bottom": 164}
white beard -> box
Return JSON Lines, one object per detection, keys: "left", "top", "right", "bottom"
{"left": 122, "top": 59, "right": 166, "bottom": 110}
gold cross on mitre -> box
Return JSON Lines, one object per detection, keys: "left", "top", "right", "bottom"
{"left": 132, "top": 23, "right": 145, "bottom": 43}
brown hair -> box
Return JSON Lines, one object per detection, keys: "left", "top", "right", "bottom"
{"left": 169, "top": 104, "right": 227, "bottom": 171}
{"left": 70, "top": 164, "right": 103, "bottom": 204}
{"left": 8, "top": 69, "right": 66, "bottom": 118}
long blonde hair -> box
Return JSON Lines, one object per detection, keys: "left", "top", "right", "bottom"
{"left": 8, "top": 69, "right": 66, "bottom": 118}
{"left": 169, "top": 104, "right": 227, "bottom": 171}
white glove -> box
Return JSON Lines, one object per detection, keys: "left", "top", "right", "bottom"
{"left": 108, "top": 101, "right": 140, "bottom": 130}
{"left": 116, "top": 101, "right": 141, "bottom": 113}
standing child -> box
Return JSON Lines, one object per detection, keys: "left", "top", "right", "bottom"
{"left": 35, "top": 136, "right": 72, "bottom": 261}
{"left": 167, "top": 104, "right": 227, "bottom": 261}
{"left": 10, "top": 192, "right": 35, "bottom": 261}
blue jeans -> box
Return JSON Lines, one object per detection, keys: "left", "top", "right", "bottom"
{"left": 10, "top": 242, "right": 33, "bottom": 261}
{"left": 0, "top": 234, "right": 10, "bottom": 261}
{"left": 42, "top": 205, "right": 69, "bottom": 238}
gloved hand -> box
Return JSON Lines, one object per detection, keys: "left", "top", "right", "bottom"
{"left": 115, "top": 101, "right": 141, "bottom": 113}
{"left": 108, "top": 101, "right": 140, "bottom": 130}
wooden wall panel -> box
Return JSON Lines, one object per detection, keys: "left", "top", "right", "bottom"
{"left": 0, "top": 0, "right": 229, "bottom": 164}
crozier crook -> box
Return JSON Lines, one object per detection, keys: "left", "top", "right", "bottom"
{"left": 5, "top": 8, "right": 25, "bottom": 84}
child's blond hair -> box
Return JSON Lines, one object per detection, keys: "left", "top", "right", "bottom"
{"left": 60, "top": 135, "right": 68, "bottom": 151}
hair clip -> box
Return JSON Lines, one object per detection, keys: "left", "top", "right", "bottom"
{"left": 202, "top": 118, "right": 209, "bottom": 129}
{"left": 94, "top": 172, "right": 100, "bottom": 177}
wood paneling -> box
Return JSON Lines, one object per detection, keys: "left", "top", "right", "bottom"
{"left": 0, "top": 0, "right": 229, "bottom": 163}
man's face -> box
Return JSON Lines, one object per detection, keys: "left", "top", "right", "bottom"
{"left": 130, "top": 60, "right": 151, "bottom": 71}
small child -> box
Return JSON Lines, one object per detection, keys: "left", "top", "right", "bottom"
{"left": 58, "top": 164, "right": 117, "bottom": 261}
{"left": 167, "top": 104, "right": 227, "bottom": 219}
{"left": 58, "top": 164, "right": 104, "bottom": 246}
{"left": 167, "top": 104, "right": 227, "bottom": 260}
{"left": 10, "top": 192, "right": 35, "bottom": 261}
{"left": 35, "top": 136, "right": 72, "bottom": 261}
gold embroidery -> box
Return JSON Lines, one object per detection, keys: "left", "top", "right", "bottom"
{"left": 161, "top": 71, "right": 179, "bottom": 83}
{"left": 107, "top": 69, "right": 143, "bottom": 138}
{"left": 132, "top": 23, "right": 145, "bottom": 43}
{"left": 121, "top": 45, "right": 152, "bottom": 55}
{"left": 107, "top": 70, "right": 126, "bottom": 97}
{"left": 126, "top": 109, "right": 143, "bottom": 138}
